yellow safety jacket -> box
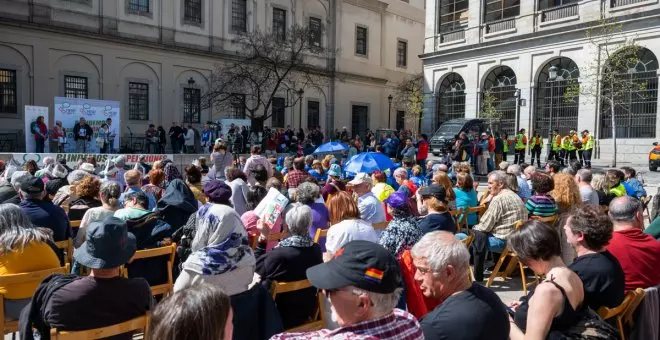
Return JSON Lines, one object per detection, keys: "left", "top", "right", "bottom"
{"left": 515, "top": 134, "right": 527, "bottom": 150}
{"left": 567, "top": 135, "right": 578, "bottom": 152}
{"left": 552, "top": 135, "right": 562, "bottom": 151}
{"left": 561, "top": 136, "right": 571, "bottom": 150}
{"left": 531, "top": 136, "right": 543, "bottom": 149}
{"left": 584, "top": 135, "right": 594, "bottom": 150}
{"left": 503, "top": 139, "right": 509, "bottom": 153}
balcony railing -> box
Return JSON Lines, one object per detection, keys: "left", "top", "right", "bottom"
{"left": 484, "top": 18, "right": 516, "bottom": 34}
{"left": 541, "top": 3, "right": 579, "bottom": 22}
{"left": 440, "top": 30, "right": 465, "bottom": 44}
{"left": 611, "top": 0, "right": 649, "bottom": 7}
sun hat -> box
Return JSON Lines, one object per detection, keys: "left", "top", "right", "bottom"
{"left": 79, "top": 163, "right": 95, "bottom": 174}
{"left": 383, "top": 191, "right": 409, "bottom": 209}
{"left": 327, "top": 164, "right": 342, "bottom": 177}
{"left": 204, "top": 180, "right": 232, "bottom": 202}
{"left": 74, "top": 216, "right": 137, "bottom": 269}
{"left": 348, "top": 173, "right": 372, "bottom": 186}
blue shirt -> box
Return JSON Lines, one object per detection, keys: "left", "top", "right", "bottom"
{"left": 453, "top": 188, "right": 479, "bottom": 226}
{"left": 20, "top": 199, "right": 70, "bottom": 241}
{"left": 119, "top": 187, "right": 156, "bottom": 211}
{"left": 357, "top": 192, "right": 387, "bottom": 224}
{"left": 517, "top": 176, "right": 532, "bottom": 199}
{"left": 624, "top": 180, "right": 645, "bottom": 198}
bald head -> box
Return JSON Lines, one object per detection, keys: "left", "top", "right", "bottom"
{"left": 609, "top": 196, "right": 643, "bottom": 228}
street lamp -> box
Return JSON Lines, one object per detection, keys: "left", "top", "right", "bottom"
{"left": 387, "top": 94, "right": 393, "bottom": 129}
{"left": 546, "top": 65, "right": 558, "bottom": 160}
{"left": 297, "top": 88, "right": 304, "bottom": 129}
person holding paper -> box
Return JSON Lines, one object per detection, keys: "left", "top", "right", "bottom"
{"left": 73, "top": 117, "right": 93, "bottom": 153}
{"left": 32, "top": 116, "right": 48, "bottom": 153}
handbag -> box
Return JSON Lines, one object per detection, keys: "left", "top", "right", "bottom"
{"left": 58, "top": 136, "right": 67, "bottom": 145}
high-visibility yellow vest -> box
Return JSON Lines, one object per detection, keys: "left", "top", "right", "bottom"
{"left": 552, "top": 135, "right": 562, "bottom": 151}
{"left": 567, "top": 135, "right": 577, "bottom": 151}
{"left": 610, "top": 183, "right": 626, "bottom": 197}
{"left": 561, "top": 136, "right": 571, "bottom": 150}
{"left": 584, "top": 135, "right": 594, "bottom": 150}
{"left": 531, "top": 136, "right": 543, "bottom": 149}
{"left": 503, "top": 139, "right": 509, "bottom": 153}
{"left": 515, "top": 134, "right": 526, "bottom": 150}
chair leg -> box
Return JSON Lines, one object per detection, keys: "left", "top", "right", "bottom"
{"left": 617, "top": 317, "right": 625, "bottom": 340}
{"left": 518, "top": 261, "right": 528, "bottom": 296}
{"left": 486, "top": 248, "right": 509, "bottom": 287}
{"left": 502, "top": 257, "right": 519, "bottom": 278}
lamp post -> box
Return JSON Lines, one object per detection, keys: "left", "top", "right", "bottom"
{"left": 297, "top": 88, "right": 304, "bottom": 130}
{"left": 547, "top": 65, "right": 558, "bottom": 160}
{"left": 387, "top": 94, "right": 393, "bottom": 129}
{"left": 186, "top": 77, "right": 195, "bottom": 124}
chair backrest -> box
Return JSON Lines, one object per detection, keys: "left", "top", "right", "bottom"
{"left": 461, "top": 230, "right": 475, "bottom": 248}
{"left": 54, "top": 238, "right": 73, "bottom": 265}
{"left": 313, "top": 228, "right": 328, "bottom": 244}
{"left": 465, "top": 205, "right": 487, "bottom": 224}
{"left": 70, "top": 220, "right": 81, "bottom": 228}
{"left": 268, "top": 230, "right": 290, "bottom": 243}
{"left": 125, "top": 243, "right": 176, "bottom": 297}
{"left": 450, "top": 208, "right": 464, "bottom": 227}
{"left": 50, "top": 313, "right": 150, "bottom": 339}
{"left": 1, "top": 265, "right": 70, "bottom": 335}
{"left": 372, "top": 221, "right": 389, "bottom": 230}
{"left": 270, "top": 279, "right": 324, "bottom": 332}
{"left": 531, "top": 214, "right": 559, "bottom": 225}
{"left": 622, "top": 288, "right": 646, "bottom": 325}
{"left": 514, "top": 220, "right": 524, "bottom": 230}
{"left": 596, "top": 289, "right": 636, "bottom": 320}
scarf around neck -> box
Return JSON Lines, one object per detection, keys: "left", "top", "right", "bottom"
{"left": 276, "top": 235, "right": 314, "bottom": 249}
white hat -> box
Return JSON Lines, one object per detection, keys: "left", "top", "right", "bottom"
{"left": 79, "top": 163, "right": 96, "bottom": 174}
{"left": 348, "top": 173, "right": 373, "bottom": 186}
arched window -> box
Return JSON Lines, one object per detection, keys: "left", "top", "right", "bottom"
{"left": 534, "top": 58, "right": 580, "bottom": 138}
{"left": 435, "top": 73, "right": 466, "bottom": 129}
{"left": 600, "top": 47, "right": 658, "bottom": 139}
{"left": 482, "top": 66, "right": 517, "bottom": 135}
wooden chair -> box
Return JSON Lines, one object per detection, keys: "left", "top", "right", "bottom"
{"left": 460, "top": 230, "right": 476, "bottom": 281}
{"left": 463, "top": 205, "right": 487, "bottom": 227}
{"left": 1, "top": 265, "right": 70, "bottom": 335}
{"left": 70, "top": 220, "right": 81, "bottom": 228}
{"left": 313, "top": 228, "right": 329, "bottom": 244}
{"left": 641, "top": 196, "right": 653, "bottom": 223}
{"left": 249, "top": 232, "right": 259, "bottom": 249}
{"left": 50, "top": 313, "right": 150, "bottom": 339}
{"left": 372, "top": 221, "right": 389, "bottom": 230}
{"left": 486, "top": 220, "right": 533, "bottom": 295}
{"left": 124, "top": 244, "right": 176, "bottom": 297}
{"left": 268, "top": 229, "right": 290, "bottom": 243}
{"left": 270, "top": 279, "right": 324, "bottom": 332}
{"left": 531, "top": 214, "right": 559, "bottom": 225}
{"left": 450, "top": 208, "right": 465, "bottom": 227}
{"left": 596, "top": 288, "right": 645, "bottom": 340}
{"left": 54, "top": 238, "right": 74, "bottom": 265}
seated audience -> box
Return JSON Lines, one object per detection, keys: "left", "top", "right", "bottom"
{"left": 606, "top": 169, "right": 627, "bottom": 198}
{"left": 453, "top": 172, "right": 478, "bottom": 226}
{"left": 254, "top": 204, "right": 323, "bottom": 329}
{"left": 184, "top": 164, "right": 207, "bottom": 204}
{"left": 321, "top": 164, "right": 346, "bottom": 201}
{"left": 349, "top": 173, "right": 387, "bottom": 225}
{"left": 0, "top": 166, "right": 19, "bottom": 205}
{"left": 141, "top": 169, "right": 165, "bottom": 202}
{"left": 155, "top": 178, "right": 198, "bottom": 231}
{"left": 242, "top": 185, "right": 284, "bottom": 251}
{"left": 379, "top": 191, "right": 423, "bottom": 258}
{"left": 296, "top": 182, "right": 330, "bottom": 251}
{"left": 412, "top": 231, "right": 509, "bottom": 340}
{"left": 470, "top": 171, "right": 526, "bottom": 282}
{"left": 0, "top": 204, "right": 60, "bottom": 320}
{"left": 525, "top": 172, "right": 557, "bottom": 218}
{"left": 545, "top": 160, "right": 561, "bottom": 177}
{"left": 552, "top": 173, "right": 583, "bottom": 215}
{"left": 371, "top": 170, "right": 395, "bottom": 202}
{"left": 394, "top": 167, "right": 418, "bottom": 198}
{"left": 271, "top": 241, "right": 424, "bottom": 340}
{"left": 417, "top": 184, "right": 457, "bottom": 234}
{"left": 67, "top": 176, "right": 102, "bottom": 221}
{"left": 225, "top": 167, "right": 249, "bottom": 216}
{"left": 19, "top": 177, "right": 70, "bottom": 242}
{"left": 507, "top": 164, "right": 532, "bottom": 200}
{"left": 52, "top": 169, "right": 90, "bottom": 207}
{"left": 75, "top": 181, "right": 121, "bottom": 247}
{"left": 563, "top": 206, "right": 625, "bottom": 311}
{"left": 44, "top": 164, "right": 69, "bottom": 199}
{"left": 308, "top": 160, "right": 327, "bottom": 184}
{"left": 148, "top": 283, "right": 233, "bottom": 340}
{"left": 410, "top": 165, "right": 425, "bottom": 188}
{"left": 607, "top": 196, "right": 660, "bottom": 291}
{"left": 432, "top": 171, "right": 456, "bottom": 210}
{"left": 114, "top": 191, "right": 151, "bottom": 221}
{"left": 591, "top": 172, "right": 617, "bottom": 206}
{"left": 119, "top": 169, "right": 156, "bottom": 210}
{"left": 174, "top": 180, "right": 256, "bottom": 295}
{"left": 621, "top": 166, "right": 646, "bottom": 199}
{"left": 575, "top": 169, "right": 599, "bottom": 207}
{"left": 284, "top": 157, "right": 308, "bottom": 198}
{"left": 325, "top": 191, "right": 378, "bottom": 260}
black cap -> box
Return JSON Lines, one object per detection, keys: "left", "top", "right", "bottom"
{"left": 20, "top": 177, "right": 44, "bottom": 194}
{"left": 306, "top": 240, "right": 401, "bottom": 294}
{"left": 418, "top": 184, "right": 447, "bottom": 201}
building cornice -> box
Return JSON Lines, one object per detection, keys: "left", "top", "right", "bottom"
{"left": 342, "top": 0, "right": 389, "bottom": 14}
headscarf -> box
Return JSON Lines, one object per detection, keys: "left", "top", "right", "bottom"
{"left": 157, "top": 179, "right": 198, "bottom": 229}
{"left": 184, "top": 203, "right": 255, "bottom": 275}
{"left": 163, "top": 163, "right": 182, "bottom": 187}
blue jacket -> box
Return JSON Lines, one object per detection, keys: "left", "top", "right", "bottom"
{"left": 625, "top": 178, "right": 647, "bottom": 199}
{"left": 20, "top": 199, "right": 70, "bottom": 242}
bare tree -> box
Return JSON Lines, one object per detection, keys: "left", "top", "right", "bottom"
{"left": 203, "top": 24, "right": 330, "bottom": 129}
{"left": 479, "top": 89, "right": 502, "bottom": 135}
{"left": 566, "top": 19, "right": 649, "bottom": 167}
{"left": 393, "top": 73, "right": 424, "bottom": 133}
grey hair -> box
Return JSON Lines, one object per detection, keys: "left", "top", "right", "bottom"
{"left": 488, "top": 170, "right": 507, "bottom": 185}
{"left": 285, "top": 203, "right": 313, "bottom": 237}
{"left": 507, "top": 164, "right": 522, "bottom": 176}
{"left": 498, "top": 162, "right": 509, "bottom": 171}
{"left": 576, "top": 169, "right": 593, "bottom": 183}
{"left": 609, "top": 196, "right": 642, "bottom": 222}
{"left": 41, "top": 157, "right": 55, "bottom": 167}
{"left": 10, "top": 171, "right": 32, "bottom": 192}
{"left": 504, "top": 173, "right": 519, "bottom": 193}
{"left": 349, "top": 286, "right": 403, "bottom": 317}
{"left": 393, "top": 167, "right": 408, "bottom": 179}
{"left": 411, "top": 231, "right": 470, "bottom": 276}
{"left": 591, "top": 173, "right": 607, "bottom": 191}
{"left": 296, "top": 182, "right": 320, "bottom": 204}
{"left": 67, "top": 170, "right": 90, "bottom": 185}
{"left": 3, "top": 164, "right": 17, "bottom": 182}
{"left": 224, "top": 165, "right": 235, "bottom": 179}
{"left": 304, "top": 155, "right": 314, "bottom": 165}
{"left": 523, "top": 165, "right": 536, "bottom": 177}
{"left": 100, "top": 181, "right": 121, "bottom": 207}
{"left": 0, "top": 203, "right": 52, "bottom": 254}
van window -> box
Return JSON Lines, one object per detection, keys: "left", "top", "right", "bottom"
{"left": 434, "top": 122, "right": 463, "bottom": 135}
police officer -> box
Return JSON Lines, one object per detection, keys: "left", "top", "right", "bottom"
{"left": 530, "top": 132, "right": 543, "bottom": 168}
{"left": 581, "top": 130, "right": 594, "bottom": 169}
{"left": 548, "top": 130, "right": 562, "bottom": 164}
{"left": 514, "top": 128, "right": 527, "bottom": 165}
{"left": 566, "top": 130, "right": 579, "bottom": 164}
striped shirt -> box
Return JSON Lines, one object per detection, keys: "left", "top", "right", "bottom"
{"left": 473, "top": 189, "right": 527, "bottom": 240}
{"left": 525, "top": 194, "right": 558, "bottom": 218}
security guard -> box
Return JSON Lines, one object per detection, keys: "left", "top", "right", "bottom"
{"left": 581, "top": 130, "right": 594, "bottom": 169}
{"left": 530, "top": 132, "right": 543, "bottom": 168}
{"left": 514, "top": 128, "right": 527, "bottom": 165}
{"left": 548, "top": 130, "right": 562, "bottom": 164}
{"left": 561, "top": 133, "right": 571, "bottom": 167}
{"left": 566, "top": 130, "right": 579, "bottom": 164}
{"left": 502, "top": 132, "right": 509, "bottom": 162}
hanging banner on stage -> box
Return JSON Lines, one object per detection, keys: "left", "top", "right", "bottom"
{"left": 54, "top": 97, "right": 121, "bottom": 154}
{"left": 24, "top": 106, "right": 50, "bottom": 153}
{"left": 8, "top": 153, "right": 172, "bottom": 168}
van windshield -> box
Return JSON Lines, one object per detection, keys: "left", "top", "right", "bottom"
{"left": 434, "top": 123, "right": 463, "bottom": 136}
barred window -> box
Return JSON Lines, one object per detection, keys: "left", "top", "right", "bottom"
{"left": 184, "top": 0, "right": 202, "bottom": 24}
{"left": 183, "top": 88, "right": 201, "bottom": 123}
{"left": 271, "top": 97, "right": 285, "bottom": 128}
{"left": 356, "top": 26, "right": 368, "bottom": 56}
{"left": 231, "top": 0, "right": 247, "bottom": 33}
{"left": 484, "top": 0, "right": 520, "bottom": 23}
{"left": 128, "top": 0, "right": 149, "bottom": 13}
{"left": 397, "top": 40, "right": 407, "bottom": 67}
{"left": 0, "top": 69, "right": 17, "bottom": 114}
{"left": 438, "top": 0, "right": 469, "bottom": 33}
{"left": 128, "top": 82, "right": 149, "bottom": 120}
{"left": 309, "top": 17, "right": 322, "bottom": 47}
{"left": 538, "top": 0, "right": 577, "bottom": 9}
{"left": 436, "top": 73, "right": 466, "bottom": 129}
{"left": 273, "top": 8, "right": 287, "bottom": 41}
{"left": 482, "top": 66, "right": 517, "bottom": 135}
{"left": 64, "top": 76, "right": 88, "bottom": 99}
{"left": 230, "top": 94, "right": 246, "bottom": 119}
{"left": 307, "top": 100, "right": 320, "bottom": 129}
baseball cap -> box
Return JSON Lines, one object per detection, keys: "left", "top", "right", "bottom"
{"left": 20, "top": 177, "right": 44, "bottom": 194}
{"left": 306, "top": 240, "right": 401, "bottom": 294}
{"left": 348, "top": 173, "right": 372, "bottom": 186}
{"left": 418, "top": 184, "right": 447, "bottom": 201}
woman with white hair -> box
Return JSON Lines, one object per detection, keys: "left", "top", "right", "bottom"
{"left": 394, "top": 167, "right": 417, "bottom": 198}
{"left": 296, "top": 182, "right": 330, "bottom": 251}
{"left": 34, "top": 157, "right": 55, "bottom": 178}
{"left": 254, "top": 203, "right": 323, "bottom": 329}
{"left": 52, "top": 169, "right": 90, "bottom": 207}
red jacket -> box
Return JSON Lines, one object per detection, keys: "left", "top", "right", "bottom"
{"left": 33, "top": 122, "right": 47, "bottom": 140}
{"left": 488, "top": 137, "right": 495, "bottom": 153}
{"left": 416, "top": 140, "right": 428, "bottom": 161}
{"left": 607, "top": 228, "right": 660, "bottom": 292}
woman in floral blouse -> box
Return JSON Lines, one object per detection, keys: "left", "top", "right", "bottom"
{"left": 378, "top": 191, "right": 423, "bottom": 258}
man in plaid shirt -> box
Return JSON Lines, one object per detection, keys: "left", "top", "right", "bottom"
{"left": 270, "top": 241, "right": 424, "bottom": 340}
{"left": 285, "top": 157, "right": 309, "bottom": 198}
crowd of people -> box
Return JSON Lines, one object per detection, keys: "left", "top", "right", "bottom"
{"left": 1, "top": 132, "right": 659, "bottom": 339}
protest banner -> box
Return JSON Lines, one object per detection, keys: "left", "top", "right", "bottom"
{"left": 8, "top": 153, "right": 172, "bottom": 169}
{"left": 24, "top": 106, "right": 50, "bottom": 153}
{"left": 54, "top": 97, "right": 121, "bottom": 153}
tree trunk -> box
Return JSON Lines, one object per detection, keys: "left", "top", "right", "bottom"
{"left": 610, "top": 97, "right": 617, "bottom": 168}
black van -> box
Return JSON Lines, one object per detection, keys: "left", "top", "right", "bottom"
{"left": 429, "top": 118, "right": 499, "bottom": 156}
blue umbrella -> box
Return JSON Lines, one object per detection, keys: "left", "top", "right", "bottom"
{"left": 313, "top": 141, "right": 349, "bottom": 154}
{"left": 344, "top": 152, "right": 395, "bottom": 174}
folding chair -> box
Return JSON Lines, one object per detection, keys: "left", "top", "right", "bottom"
{"left": 1, "top": 265, "right": 70, "bottom": 335}
{"left": 124, "top": 244, "right": 176, "bottom": 297}
{"left": 450, "top": 208, "right": 465, "bottom": 227}
{"left": 531, "top": 214, "right": 559, "bottom": 225}
{"left": 50, "top": 313, "right": 150, "bottom": 339}
{"left": 271, "top": 279, "right": 325, "bottom": 332}
{"left": 313, "top": 228, "right": 329, "bottom": 244}
{"left": 596, "top": 288, "right": 645, "bottom": 340}
{"left": 372, "top": 221, "right": 389, "bottom": 230}
{"left": 464, "top": 205, "right": 487, "bottom": 226}
{"left": 486, "top": 220, "right": 534, "bottom": 295}
{"left": 641, "top": 196, "right": 653, "bottom": 224}
{"left": 54, "top": 238, "right": 74, "bottom": 265}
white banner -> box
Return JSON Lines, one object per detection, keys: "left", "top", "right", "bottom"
{"left": 218, "top": 119, "right": 252, "bottom": 140}
{"left": 24, "top": 106, "right": 50, "bottom": 153}
{"left": 54, "top": 97, "right": 121, "bottom": 154}
{"left": 9, "top": 153, "right": 172, "bottom": 169}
